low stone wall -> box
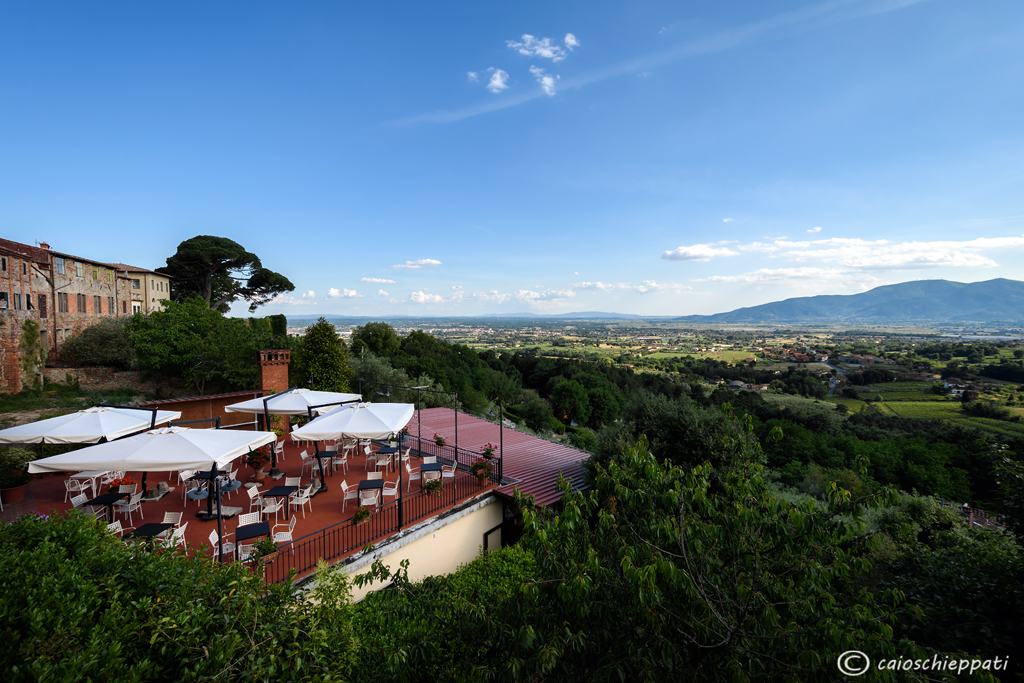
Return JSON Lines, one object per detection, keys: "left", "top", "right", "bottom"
{"left": 42, "top": 366, "right": 188, "bottom": 397}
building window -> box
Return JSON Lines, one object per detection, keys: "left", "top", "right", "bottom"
{"left": 57, "top": 329, "right": 64, "bottom": 343}
{"left": 131, "top": 279, "right": 140, "bottom": 290}
{"left": 55, "top": 257, "right": 65, "bottom": 274}
{"left": 132, "top": 303, "right": 141, "bottom": 314}
{"left": 77, "top": 293, "right": 87, "bottom": 312}
{"left": 39, "top": 295, "right": 46, "bottom": 317}
{"left": 1, "top": 257, "right": 5, "bottom": 271}
{"left": 76, "top": 262, "right": 83, "bottom": 278}
{"left": 0, "top": 292, "right": 7, "bottom": 309}
{"left": 23, "top": 263, "right": 27, "bottom": 275}
{"left": 92, "top": 265, "right": 98, "bottom": 280}
{"left": 122, "top": 301, "right": 128, "bottom": 314}
{"left": 108, "top": 296, "right": 115, "bottom": 314}
{"left": 26, "top": 295, "right": 33, "bottom": 310}
{"left": 13, "top": 293, "right": 22, "bottom": 310}
{"left": 106, "top": 269, "right": 113, "bottom": 283}
{"left": 93, "top": 295, "right": 102, "bottom": 314}
{"left": 57, "top": 292, "right": 68, "bottom": 313}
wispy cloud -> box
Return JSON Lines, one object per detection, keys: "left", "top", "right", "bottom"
{"left": 516, "top": 288, "right": 576, "bottom": 302}
{"left": 410, "top": 291, "right": 445, "bottom": 304}
{"left": 807, "top": 226, "right": 822, "bottom": 233}
{"left": 723, "top": 218, "right": 734, "bottom": 223}
{"left": 530, "top": 66, "right": 559, "bottom": 96}
{"left": 360, "top": 277, "right": 396, "bottom": 284}
{"left": 395, "top": 0, "right": 932, "bottom": 125}
{"left": 564, "top": 33, "right": 580, "bottom": 50}
{"left": 301, "top": 290, "right": 316, "bottom": 299}
{"left": 663, "top": 244, "right": 740, "bottom": 261}
{"left": 378, "top": 289, "right": 388, "bottom": 297}
{"left": 327, "top": 288, "right": 360, "bottom": 298}
{"left": 697, "top": 267, "right": 849, "bottom": 283}
{"left": 467, "top": 71, "right": 479, "bottom": 83}
{"left": 392, "top": 258, "right": 442, "bottom": 270}
{"left": 507, "top": 34, "right": 569, "bottom": 62}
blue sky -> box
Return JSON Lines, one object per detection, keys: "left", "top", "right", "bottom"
{"left": 2, "top": 0, "right": 1022, "bottom": 317}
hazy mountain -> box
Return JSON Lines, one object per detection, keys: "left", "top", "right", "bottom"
{"left": 678, "top": 279, "right": 1024, "bottom": 323}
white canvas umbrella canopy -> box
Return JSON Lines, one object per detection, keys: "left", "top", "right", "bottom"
{"left": 0, "top": 406, "right": 182, "bottom": 445}
{"left": 224, "top": 388, "right": 362, "bottom": 416}
{"left": 292, "top": 402, "right": 415, "bottom": 441}
{"left": 27, "top": 426, "right": 277, "bottom": 474}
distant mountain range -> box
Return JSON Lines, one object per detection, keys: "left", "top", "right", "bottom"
{"left": 678, "top": 279, "right": 1024, "bottom": 323}
{"left": 288, "top": 311, "right": 652, "bottom": 321}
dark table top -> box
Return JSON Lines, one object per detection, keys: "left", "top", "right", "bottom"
{"left": 236, "top": 522, "right": 271, "bottom": 542}
{"left": 358, "top": 479, "right": 385, "bottom": 490}
{"left": 265, "top": 485, "right": 298, "bottom": 498}
{"left": 124, "top": 522, "right": 174, "bottom": 540}
{"left": 86, "top": 492, "right": 128, "bottom": 505}
{"left": 191, "top": 470, "right": 227, "bottom": 481}
{"left": 376, "top": 446, "right": 398, "bottom": 455}
{"left": 421, "top": 463, "right": 443, "bottom": 472}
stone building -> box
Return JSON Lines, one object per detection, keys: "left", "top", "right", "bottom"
{"left": 0, "top": 237, "right": 170, "bottom": 393}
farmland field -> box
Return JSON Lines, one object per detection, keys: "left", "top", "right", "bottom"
{"left": 883, "top": 401, "right": 963, "bottom": 419}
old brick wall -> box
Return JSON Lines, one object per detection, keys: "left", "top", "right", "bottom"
{"left": 41, "top": 366, "right": 191, "bottom": 396}
{"left": 0, "top": 250, "right": 49, "bottom": 393}
{"left": 50, "top": 256, "right": 128, "bottom": 350}
{"left": 136, "top": 391, "right": 265, "bottom": 430}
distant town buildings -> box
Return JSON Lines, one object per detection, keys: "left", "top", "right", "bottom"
{"left": 0, "top": 237, "right": 169, "bottom": 393}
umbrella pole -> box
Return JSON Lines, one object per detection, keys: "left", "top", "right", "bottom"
{"left": 140, "top": 471, "right": 149, "bottom": 499}
{"left": 206, "top": 463, "right": 217, "bottom": 518}
{"left": 216, "top": 476, "right": 224, "bottom": 563}
{"left": 313, "top": 442, "right": 327, "bottom": 496}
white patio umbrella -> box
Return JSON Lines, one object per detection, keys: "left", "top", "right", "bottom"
{"left": 291, "top": 402, "right": 414, "bottom": 491}
{"left": 0, "top": 406, "right": 182, "bottom": 445}
{"left": 224, "top": 388, "right": 361, "bottom": 472}
{"left": 28, "top": 426, "right": 277, "bottom": 563}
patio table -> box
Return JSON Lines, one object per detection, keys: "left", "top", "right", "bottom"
{"left": 264, "top": 485, "right": 298, "bottom": 520}
{"left": 85, "top": 491, "right": 128, "bottom": 521}
{"left": 123, "top": 522, "right": 174, "bottom": 541}
{"left": 421, "top": 463, "right": 443, "bottom": 473}
{"left": 357, "top": 479, "right": 384, "bottom": 507}
{"left": 71, "top": 470, "right": 109, "bottom": 497}
{"left": 236, "top": 521, "right": 271, "bottom": 542}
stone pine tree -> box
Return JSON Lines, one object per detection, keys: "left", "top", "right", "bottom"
{"left": 296, "top": 318, "right": 354, "bottom": 392}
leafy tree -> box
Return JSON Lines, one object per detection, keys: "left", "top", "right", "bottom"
{"left": 350, "top": 322, "right": 402, "bottom": 357}
{"left": 550, "top": 379, "right": 590, "bottom": 425}
{"left": 0, "top": 511, "right": 358, "bottom": 682}
{"left": 294, "top": 317, "right": 354, "bottom": 392}
{"left": 60, "top": 317, "right": 134, "bottom": 370}
{"left": 158, "top": 235, "right": 294, "bottom": 313}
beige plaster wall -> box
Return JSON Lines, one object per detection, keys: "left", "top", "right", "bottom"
{"left": 343, "top": 496, "right": 504, "bottom": 602}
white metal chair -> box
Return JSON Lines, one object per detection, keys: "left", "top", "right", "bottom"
{"left": 106, "top": 519, "right": 133, "bottom": 536}
{"left": 374, "top": 452, "right": 392, "bottom": 473}
{"left": 178, "top": 470, "right": 196, "bottom": 499}
{"left": 247, "top": 486, "right": 263, "bottom": 512}
{"left": 221, "top": 469, "right": 243, "bottom": 498}
{"left": 260, "top": 497, "right": 283, "bottom": 523}
{"left": 340, "top": 480, "right": 359, "bottom": 512}
{"left": 209, "top": 529, "right": 236, "bottom": 562}
{"left": 237, "top": 511, "right": 262, "bottom": 527}
{"left": 114, "top": 492, "right": 145, "bottom": 526}
{"left": 272, "top": 516, "right": 297, "bottom": 545}
{"left": 156, "top": 511, "right": 183, "bottom": 539}
{"left": 237, "top": 544, "right": 256, "bottom": 563}
{"left": 359, "top": 489, "right": 380, "bottom": 509}
{"left": 422, "top": 456, "right": 437, "bottom": 464}
{"left": 405, "top": 460, "right": 421, "bottom": 485}
{"left": 285, "top": 477, "right": 301, "bottom": 487}
{"left": 441, "top": 460, "right": 457, "bottom": 480}
{"left": 367, "top": 471, "right": 382, "bottom": 481}
{"left": 382, "top": 479, "right": 399, "bottom": 500}
{"left": 299, "top": 450, "right": 316, "bottom": 480}
{"left": 65, "top": 478, "right": 92, "bottom": 502}
{"left": 422, "top": 470, "right": 441, "bottom": 484}
{"left": 100, "top": 470, "right": 124, "bottom": 487}
{"left": 118, "top": 484, "right": 138, "bottom": 494}
{"left": 163, "top": 522, "right": 188, "bottom": 549}
{"left": 289, "top": 485, "right": 314, "bottom": 518}
{"left": 275, "top": 440, "right": 287, "bottom": 462}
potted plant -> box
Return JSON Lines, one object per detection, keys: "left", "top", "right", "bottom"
{"left": 0, "top": 448, "right": 33, "bottom": 505}
{"left": 480, "top": 442, "right": 497, "bottom": 459}
{"left": 433, "top": 433, "right": 446, "bottom": 446}
{"left": 251, "top": 537, "right": 279, "bottom": 565}
{"left": 245, "top": 445, "right": 272, "bottom": 481}
{"left": 423, "top": 478, "right": 443, "bottom": 496}
{"left": 352, "top": 506, "right": 373, "bottom": 525}
{"left": 108, "top": 476, "right": 136, "bottom": 494}
{"left": 470, "top": 459, "right": 492, "bottom": 486}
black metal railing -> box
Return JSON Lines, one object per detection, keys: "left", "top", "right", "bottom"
{"left": 261, "top": 470, "right": 492, "bottom": 584}
{"left": 408, "top": 437, "right": 503, "bottom": 484}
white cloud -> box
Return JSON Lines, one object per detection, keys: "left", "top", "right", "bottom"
{"left": 633, "top": 280, "right": 688, "bottom": 294}
{"left": 807, "top": 226, "right": 822, "bottom": 233}
{"left": 467, "top": 71, "right": 479, "bottom": 82}
{"left": 360, "top": 277, "right": 396, "bottom": 284}
{"left": 663, "top": 244, "right": 740, "bottom": 261}
{"left": 486, "top": 68, "right": 509, "bottom": 93}
{"left": 723, "top": 218, "right": 734, "bottom": 223}
{"left": 697, "top": 267, "right": 848, "bottom": 283}
{"left": 327, "top": 288, "right": 360, "bottom": 298}
{"left": 272, "top": 294, "right": 317, "bottom": 306}
{"left": 410, "top": 291, "right": 445, "bottom": 304}
{"left": 507, "top": 34, "right": 568, "bottom": 62}
{"left": 327, "top": 288, "right": 339, "bottom": 298}
{"left": 573, "top": 281, "right": 627, "bottom": 291}
{"left": 378, "top": 289, "right": 388, "bottom": 297}
{"left": 564, "top": 33, "right": 580, "bottom": 50}
{"left": 529, "top": 66, "right": 559, "bottom": 96}
{"left": 451, "top": 285, "right": 463, "bottom": 290}
{"left": 392, "top": 259, "right": 442, "bottom": 270}
{"left": 301, "top": 290, "right": 315, "bottom": 299}
{"left": 387, "top": 298, "right": 401, "bottom": 304}
{"left": 516, "top": 288, "right": 576, "bottom": 302}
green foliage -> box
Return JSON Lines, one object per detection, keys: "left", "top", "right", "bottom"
{"left": 158, "top": 235, "right": 294, "bottom": 313}
{"left": 18, "top": 319, "right": 45, "bottom": 391}
{"left": 294, "top": 317, "right": 354, "bottom": 392}
{"left": 127, "top": 297, "right": 276, "bottom": 393}
{"left": 350, "top": 322, "right": 402, "bottom": 357}
{"left": 0, "top": 513, "right": 358, "bottom": 682}
{"left": 550, "top": 378, "right": 590, "bottom": 426}
{"left": 59, "top": 317, "right": 135, "bottom": 370}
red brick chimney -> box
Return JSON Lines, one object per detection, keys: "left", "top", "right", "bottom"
{"left": 259, "top": 349, "right": 291, "bottom": 435}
